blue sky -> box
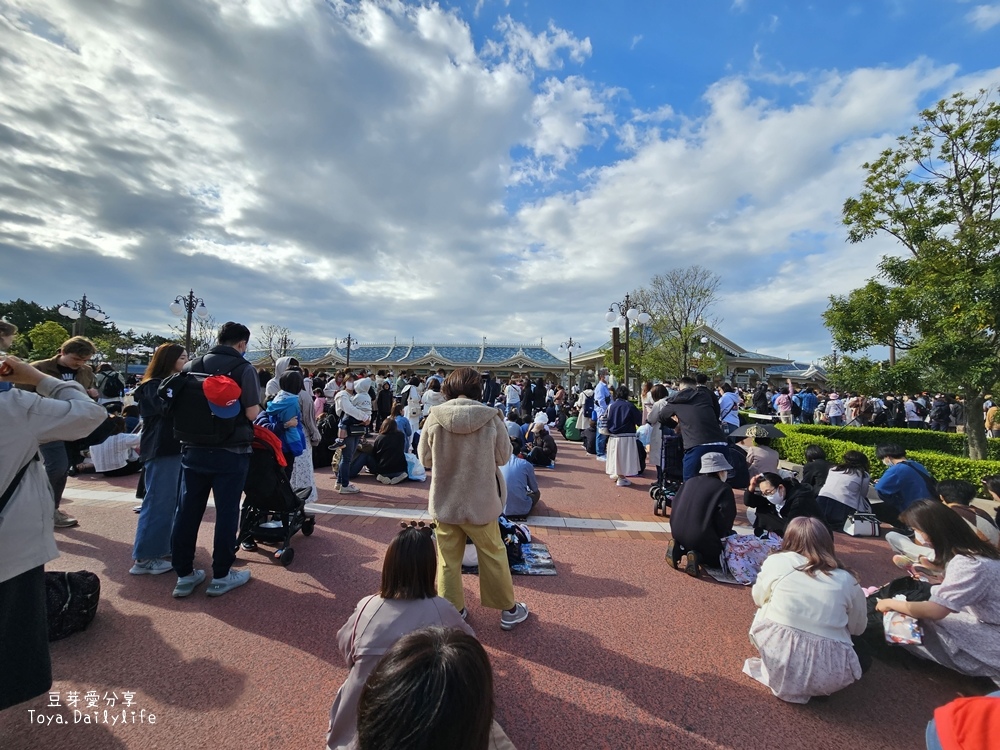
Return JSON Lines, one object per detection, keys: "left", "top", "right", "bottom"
{"left": 0, "top": 0, "right": 998, "bottom": 364}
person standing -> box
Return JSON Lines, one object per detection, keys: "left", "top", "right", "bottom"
{"left": 129, "top": 343, "right": 188, "bottom": 575}
{"left": 26, "top": 336, "right": 101, "bottom": 528}
{"left": 0, "top": 356, "right": 106, "bottom": 710}
{"left": 718, "top": 383, "right": 742, "bottom": 436}
{"left": 418, "top": 368, "right": 529, "bottom": 630}
{"left": 593, "top": 369, "right": 612, "bottom": 460}
{"left": 169, "top": 322, "right": 260, "bottom": 598}
{"left": 654, "top": 376, "right": 730, "bottom": 482}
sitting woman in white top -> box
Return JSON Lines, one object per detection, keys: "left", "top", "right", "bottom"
{"left": 814, "top": 450, "right": 872, "bottom": 529}
{"left": 744, "top": 516, "right": 868, "bottom": 704}
{"left": 876, "top": 500, "right": 1000, "bottom": 683}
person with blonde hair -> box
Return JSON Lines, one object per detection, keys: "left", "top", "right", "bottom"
{"left": 744, "top": 516, "right": 868, "bottom": 703}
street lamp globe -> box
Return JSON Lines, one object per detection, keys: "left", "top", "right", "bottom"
{"left": 637, "top": 312, "right": 651, "bottom": 325}
{"left": 616, "top": 316, "right": 627, "bottom": 329}
{"left": 195, "top": 303, "right": 209, "bottom": 320}
{"left": 86, "top": 308, "right": 106, "bottom": 321}
{"left": 626, "top": 308, "right": 639, "bottom": 321}
{"left": 604, "top": 311, "right": 617, "bottom": 323}
{"left": 169, "top": 301, "right": 183, "bottom": 317}
{"left": 57, "top": 305, "right": 78, "bottom": 319}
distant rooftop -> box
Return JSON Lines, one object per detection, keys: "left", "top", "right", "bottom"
{"left": 245, "top": 341, "right": 567, "bottom": 369}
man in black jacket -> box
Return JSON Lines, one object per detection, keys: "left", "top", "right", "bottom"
{"left": 666, "top": 452, "right": 737, "bottom": 576}
{"left": 169, "top": 322, "right": 261, "bottom": 599}
{"left": 654, "top": 376, "right": 729, "bottom": 481}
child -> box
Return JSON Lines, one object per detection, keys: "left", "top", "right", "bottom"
{"left": 313, "top": 387, "right": 327, "bottom": 421}
{"left": 265, "top": 370, "right": 306, "bottom": 475}
{"left": 332, "top": 374, "right": 373, "bottom": 449}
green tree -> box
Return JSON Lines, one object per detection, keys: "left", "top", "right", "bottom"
{"left": 830, "top": 89, "right": 1000, "bottom": 459}
{"left": 26, "top": 321, "right": 70, "bottom": 360}
{"left": 644, "top": 265, "right": 722, "bottom": 379}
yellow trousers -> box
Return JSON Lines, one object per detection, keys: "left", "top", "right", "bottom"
{"left": 435, "top": 520, "right": 515, "bottom": 612}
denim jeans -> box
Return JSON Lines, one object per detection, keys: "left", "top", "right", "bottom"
{"left": 596, "top": 432, "right": 608, "bottom": 457}
{"left": 133, "top": 454, "right": 181, "bottom": 561}
{"left": 337, "top": 436, "right": 360, "bottom": 487}
{"left": 829, "top": 415, "right": 844, "bottom": 427}
{"left": 39, "top": 441, "right": 69, "bottom": 509}
{"left": 171, "top": 447, "right": 250, "bottom": 580}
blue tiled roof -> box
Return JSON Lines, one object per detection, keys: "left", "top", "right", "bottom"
{"left": 246, "top": 342, "right": 568, "bottom": 368}
{"left": 339, "top": 345, "right": 392, "bottom": 361}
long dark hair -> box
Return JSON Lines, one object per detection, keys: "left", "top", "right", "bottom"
{"left": 141, "top": 343, "right": 186, "bottom": 383}
{"left": 900, "top": 500, "right": 1000, "bottom": 567}
{"left": 834, "top": 450, "right": 870, "bottom": 476}
{"left": 357, "top": 626, "right": 494, "bottom": 750}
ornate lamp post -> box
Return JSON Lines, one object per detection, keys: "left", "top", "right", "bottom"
{"left": 57, "top": 295, "right": 107, "bottom": 336}
{"left": 558, "top": 337, "right": 581, "bottom": 389}
{"left": 339, "top": 334, "right": 356, "bottom": 368}
{"left": 169, "top": 290, "right": 209, "bottom": 355}
{"left": 604, "top": 293, "right": 650, "bottom": 390}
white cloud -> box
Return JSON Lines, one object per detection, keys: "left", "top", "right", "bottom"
{"left": 967, "top": 4, "right": 1000, "bottom": 29}
{"left": 630, "top": 34, "right": 642, "bottom": 50}
{"left": 485, "top": 16, "right": 592, "bottom": 71}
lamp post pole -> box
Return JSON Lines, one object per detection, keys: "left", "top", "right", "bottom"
{"left": 57, "top": 295, "right": 108, "bottom": 337}
{"left": 341, "top": 334, "right": 355, "bottom": 368}
{"left": 558, "top": 337, "right": 579, "bottom": 390}
{"left": 170, "top": 290, "right": 209, "bottom": 355}
{"left": 605, "top": 293, "right": 650, "bottom": 392}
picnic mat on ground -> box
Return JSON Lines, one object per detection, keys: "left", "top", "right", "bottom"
{"left": 462, "top": 542, "right": 557, "bottom": 576}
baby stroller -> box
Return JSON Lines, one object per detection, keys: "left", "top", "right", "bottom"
{"left": 237, "top": 426, "right": 316, "bottom": 566}
{"left": 651, "top": 429, "right": 684, "bottom": 517}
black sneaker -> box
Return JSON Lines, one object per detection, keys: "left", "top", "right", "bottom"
{"left": 685, "top": 551, "right": 701, "bottom": 578}
{"left": 665, "top": 540, "right": 680, "bottom": 570}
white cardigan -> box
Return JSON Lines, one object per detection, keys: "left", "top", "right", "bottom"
{"left": 817, "top": 469, "right": 871, "bottom": 511}
{"left": 752, "top": 551, "right": 867, "bottom": 643}
{"left": 1, "top": 378, "right": 107, "bottom": 583}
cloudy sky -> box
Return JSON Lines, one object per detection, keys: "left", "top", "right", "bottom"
{"left": 1, "top": 0, "right": 998, "bottom": 361}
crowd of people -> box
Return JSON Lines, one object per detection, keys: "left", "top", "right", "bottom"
{"left": 3, "top": 316, "right": 999, "bottom": 747}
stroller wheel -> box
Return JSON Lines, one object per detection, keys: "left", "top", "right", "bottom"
{"left": 653, "top": 499, "right": 661, "bottom": 517}
{"left": 276, "top": 547, "right": 295, "bottom": 566}
{"left": 649, "top": 485, "right": 659, "bottom": 500}
{"left": 302, "top": 517, "right": 316, "bottom": 537}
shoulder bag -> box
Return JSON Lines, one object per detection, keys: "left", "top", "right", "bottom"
{"left": 0, "top": 453, "right": 39, "bottom": 518}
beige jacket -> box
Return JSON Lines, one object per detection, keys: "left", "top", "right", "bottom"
{"left": 1, "top": 377, "right": 108, "bottom": 583}
{"left": 418, "top": 397, "right": 512, "bottom": 526}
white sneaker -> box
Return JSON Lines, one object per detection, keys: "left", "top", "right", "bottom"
{"left": 500, "top": 602, "right": 529, "bottom": 631}
{"left": 206, "top": 569, "right": 251, "bottom": 597}
{"left": 616, "top": 478, "right": 631, "bottom": 487}
{"left": 339, "top": 484, "right": 360, "bottom": 494}
{"left": 130, "top": 559, "right": 173, "bottom": 575}
{"left": 172, "top": 569, "right": 206, "bottom": 598}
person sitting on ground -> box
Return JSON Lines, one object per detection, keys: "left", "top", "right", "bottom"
{"left": 356, "top": 416, "right": 409, "bottom": 485}
{"left": 888, "top": 479, "right": 1000, "bottom": 582}
{"left": 801, "top": 444, "right": 834, "bottom": 494}
{"left": 654, "top": 376, "right": 730, "bottom": 482}
{"left": 327, "top": 524, "right": 515, "bottom": 750}
{"left": 525, "top": 414, "right": 558, "bottom": 468}
{"left": 743, "top": 517, "right": 868, "bottom": 704}
{"left": 389, "top": 401, "right": 413, "bottom": 454}
{"left": 981, "top": 475, "right": 1000, "bottom": 527}
{"left": 122, "top": 404, "right": 140, "bottom": 434}
{"left": 873, "top": 444, "right": 936, "bottom": 530}
{"left": 500, "top": 438, "right": 540, "bottom": 521}
{"left": 876, "top": 500, "right": 1000, "bottom": 683}
{"left": 814, "top": 451, "right": 872, "bottom": 530}
{"left": 504, "top": 409, "right": 522, "bottom": 440}
{"left": 666, "top": 452, "right": 737, "bottom": 577}
{"left": 561, "top": 406, "right": 581, "bottom": 442}
{"left": 740, "top": 431, "right": 780, "bottom": 478}
{"left": 355, "top": 626, "right": 514, "bottom": 750}
{"left": 605, "top": 385, "right": 642, "bottom": 487}
{"left": 77, "top": 416, "right": 142, "bottom": 477}
{"left": 745, "top": 472, "right": 825, "bottom": 537}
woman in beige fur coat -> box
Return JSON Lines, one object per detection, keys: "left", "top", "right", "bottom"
{"left": 419, "top": 367, "right": 530, "bottom": 631}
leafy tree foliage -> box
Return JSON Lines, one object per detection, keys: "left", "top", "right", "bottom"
{"left": 829, "top": 90, "right": 1000, "bottom": 459}
{"left": 26, "top": 321, "right": 70, "bottom": 360}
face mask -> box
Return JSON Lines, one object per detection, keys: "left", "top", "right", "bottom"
{"left": 345, "top": 382, "right": 354, "bottom": 391}
{"left": 883, "top": 458, "right": 892, "bottom": 467}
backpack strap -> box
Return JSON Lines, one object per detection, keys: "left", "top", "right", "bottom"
{"left": 0, "top": 453, "right": 39, "bottom": 517}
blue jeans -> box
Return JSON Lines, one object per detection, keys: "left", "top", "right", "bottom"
{"left": 337, "top": 436, "right": 360, "bottom": 487}
{"left": 682, "top": 444, "right": 730, "bottom": 482}
{"left": 596, "top": 432, "right": 608, "bottom": 457}
{"left": 39, "top": 441, "right": 69, "bottom": 509}
{"left": 171, "top": 447, "right": 250, "bottom": 580}
{"left": 829, "top": 415, "right": 844, "bottom": 427}
{"left": 133, "top": 455, "right": 181, "bottom": 561}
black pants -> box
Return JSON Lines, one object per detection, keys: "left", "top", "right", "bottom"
{"left": 873, "top": 501, "right": 902, "bottom": 528}
{"left": 0, "top": 566, "right": 51, "bottom": 710}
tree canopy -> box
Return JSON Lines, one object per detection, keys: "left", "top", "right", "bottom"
{"left": 828, "top": 89, "right": 1000, "bottom": 458}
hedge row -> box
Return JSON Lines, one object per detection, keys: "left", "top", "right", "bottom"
{"left": 774, "top": 432, "right": 1000, "bottom": 495}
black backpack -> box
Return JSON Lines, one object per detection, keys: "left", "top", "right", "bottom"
{"left": 99, "top": 371, "right": 125, "bottom": 398}
{"left": 583, "top": 393, "right": 595, "bottom": 418}
{"left": 158, "top": 356, "right": 251, "bottom": 446}
{"left": 46, "top": 571, "right": 100, "bottom": 641}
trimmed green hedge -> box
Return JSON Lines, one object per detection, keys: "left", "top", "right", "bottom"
{"left": 774, "top": 432, "right": 1000, "bottom": 495}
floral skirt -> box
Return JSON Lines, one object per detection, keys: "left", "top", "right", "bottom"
{"left": 744, "top": 620, "right": 862, "bottom": 703}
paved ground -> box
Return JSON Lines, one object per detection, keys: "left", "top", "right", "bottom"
{"left": 1, "top": 436, "right": 993, "bottom": 750}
